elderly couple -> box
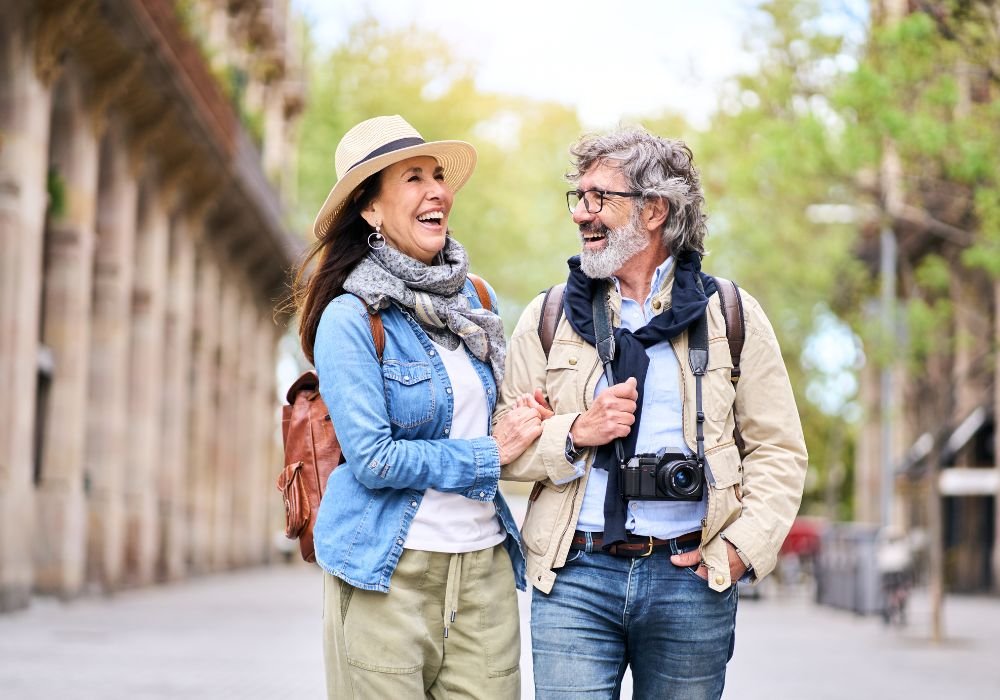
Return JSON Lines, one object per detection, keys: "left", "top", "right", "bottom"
{"left": 292, "top": 115, "right": 808, "bottom": 700}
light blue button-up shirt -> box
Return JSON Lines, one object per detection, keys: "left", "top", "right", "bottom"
{"left": 574, "top": 257, "right": 708, "bottom": 539}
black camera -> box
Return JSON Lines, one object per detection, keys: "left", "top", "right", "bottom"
{"left": 619, "top": 448, "right": 704, "bottom": 501}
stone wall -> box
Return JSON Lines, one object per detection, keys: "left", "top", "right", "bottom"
{"left": 0, "top": 0, "right": 303, "bottom": 611}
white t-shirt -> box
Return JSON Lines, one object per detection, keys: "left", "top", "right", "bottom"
{"left": 403, "top": 340, "right": 505, "bottom": 553}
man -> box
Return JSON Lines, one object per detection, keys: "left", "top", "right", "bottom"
{"left": 496, "top": 126, "right": 808, "bottom": 699}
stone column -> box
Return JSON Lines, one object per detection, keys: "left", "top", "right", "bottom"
{"left": 34, "top": 71, "right": 99, "bottom": 598}
{"left": 230, "top": 296, "right": 258, "bottom": 567}
{"left": 123, "top": 180, "right": 169, "bottom": 586}
{"left": 85, "top": 122, "right": 137, "bottom": 592}
{"left": 187, "top": 249, "right": 220, "bottom": 574}
{"left": 157, "top": 211, "right": 196, "bottom": 581}
{"left": 0, "top": 13, "right": 52, "bottom": 612}
{"left": 258, "top": 316, "right": 284, "bottom": 564}
{"left": 211, "top": 277, "right": 242, "bottom": 570}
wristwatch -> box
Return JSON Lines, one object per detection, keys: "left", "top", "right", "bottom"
{"left": 565, "top": 432, "right": 584, "bottom": 463}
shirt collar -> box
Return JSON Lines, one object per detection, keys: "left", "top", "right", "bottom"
{"left": 612, "top": 255, "right": 674, "bottom": 306}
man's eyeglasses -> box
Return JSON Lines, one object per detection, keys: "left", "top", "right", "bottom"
{"left": 566, "top": 189, "right": 643, "bottom": 214}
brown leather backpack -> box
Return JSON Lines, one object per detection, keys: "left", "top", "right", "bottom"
{"left": 277, "top": 275, "right": 492, "bottom": 563}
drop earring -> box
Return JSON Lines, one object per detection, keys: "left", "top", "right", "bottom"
{"left": 367, "top": 223, "right": 385, "bottom": 250}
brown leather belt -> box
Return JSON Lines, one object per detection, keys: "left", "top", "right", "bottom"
{"left": 570, "top": 530, "right": 701, "bottom": 558}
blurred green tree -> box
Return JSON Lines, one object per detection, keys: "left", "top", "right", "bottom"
{"left": 666, "top": 0, "right": 869, "bottom": 516}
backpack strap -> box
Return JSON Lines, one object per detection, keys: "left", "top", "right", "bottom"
{"left": 347, "top": 294, "right": 385, "bottom": 363}
{"left": 712, "top": 276, "right": 746, "bottom": 452}
{"left": 537, "top": 283, "right": 566, "bottom": 359}
{"left": 367, "top": 311, "right": 385, "bottom": 363}
{"left": 467, "top": 273, "right": 493, "bottom": 311}
{"left": 713, "top": 276, "right": 745, "bottom": 385}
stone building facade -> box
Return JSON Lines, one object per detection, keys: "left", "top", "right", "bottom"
{"left": 0, "top": 0, "right": 304, "bottom": 612}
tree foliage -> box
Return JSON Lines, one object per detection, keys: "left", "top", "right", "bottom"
{"left": 684, "top": 0, "right": 869, "bottom": 514}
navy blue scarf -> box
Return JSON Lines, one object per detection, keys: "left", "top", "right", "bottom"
{"left": 562, "top": 251, "right": 717, "bottom": 549}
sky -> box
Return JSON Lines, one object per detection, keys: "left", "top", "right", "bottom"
{"left": 292, "top": 0, "right": 763, "bottom": 128}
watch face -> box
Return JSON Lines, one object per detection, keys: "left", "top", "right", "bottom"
{"left": 565, "top": 435, "right": 580, "bottom": 461}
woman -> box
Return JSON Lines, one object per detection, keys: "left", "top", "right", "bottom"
{"left": 292, "top": 115, "right": 542, "bottom": 699}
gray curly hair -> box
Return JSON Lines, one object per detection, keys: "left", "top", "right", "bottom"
{"left": 567, "top": 126, "right": 707, "bottom": 255}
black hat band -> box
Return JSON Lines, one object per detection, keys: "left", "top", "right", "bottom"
{"left": 348, "top": 137, "right": 426, "bottom": 172}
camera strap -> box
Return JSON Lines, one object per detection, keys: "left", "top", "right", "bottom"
{"left": 592, "top": 285, "right": 627, "bottom": 469}
{"left": 688, "top": 277, "right": 709, "bottom": 469}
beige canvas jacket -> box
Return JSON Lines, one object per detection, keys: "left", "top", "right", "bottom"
{"left": 496, "top": 268, "right": 808, "bottom": 593}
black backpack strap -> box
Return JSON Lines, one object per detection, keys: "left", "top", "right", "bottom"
{"left": 537, "top": 283, "right": 566, "bottom": 359}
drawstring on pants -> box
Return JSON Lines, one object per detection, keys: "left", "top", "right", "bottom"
{"left": 443, "top": 552, "right": 464, "bottom": 638}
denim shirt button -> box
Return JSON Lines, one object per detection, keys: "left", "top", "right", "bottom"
{"left": 397, "top": 538, "right": 404, "bottom": 545}
{"left": 410, "top": 501, "right": 417, "bottom": 508}
{"left": 446, "top": 387, "right": 453, "bottom": 395}
{"left": 429, "top": 350, "right": 436, "bottom": 356}
{"left": 479, "top": 491, "right": 486, "bottom": 498}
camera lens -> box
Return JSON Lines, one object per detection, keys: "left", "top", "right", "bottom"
{"left": 660, "top": 460, "right": 701, "bottom": 498}
{"left": 674, "top": 469, "right": 693, "bottom": 489}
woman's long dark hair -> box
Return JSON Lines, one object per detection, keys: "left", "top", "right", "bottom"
{"left": 292, "top": 173, "right": 382, "bottom": 365}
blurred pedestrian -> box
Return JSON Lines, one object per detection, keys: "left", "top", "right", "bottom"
{"left": 496, "top": 125, "right": 809, "bottom": 699}
{"left": 293, "top": 115, "right": 543, "bottom": 699}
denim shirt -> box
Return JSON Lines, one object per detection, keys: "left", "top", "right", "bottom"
{"left": 312, "top": 279, "right": 526, "bottom": 593}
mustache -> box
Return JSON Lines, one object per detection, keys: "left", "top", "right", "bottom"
{"left": 579, "top": 221, "right": 610, "bottom": 235}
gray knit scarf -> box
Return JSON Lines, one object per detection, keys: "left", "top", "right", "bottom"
{"left": 343, "top": 237, "right": 506, "bottom": 382}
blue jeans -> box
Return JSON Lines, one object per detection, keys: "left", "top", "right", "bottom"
{"left": 530, "top": 540, "right": 738, "bottom": 700}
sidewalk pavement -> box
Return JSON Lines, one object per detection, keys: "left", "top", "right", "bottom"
{"left": 1, "top": 562, "right": 998, "bottom": 699}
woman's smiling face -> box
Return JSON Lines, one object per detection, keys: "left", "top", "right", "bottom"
{"left": 363, "top": 155, "right": 454, "bottom": 264}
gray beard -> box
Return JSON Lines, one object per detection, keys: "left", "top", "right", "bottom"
{"left": 579, "top": 211, "right": 650, "bottom": 279}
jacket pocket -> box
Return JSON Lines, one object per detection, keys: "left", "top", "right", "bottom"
{"left": 705, "top": 443, "right": 742, "bottom": 488}
{"left": 545, "top": 341, "right": 587, "bottom": 413}
{"left": 703, "top": 444, "right": 743, "bottom": 540}
{"left": 704, "top": 339, "right": 736, "bottom": 422}
{"left": 382, "top": 360, "right": 435, "bottom": 428}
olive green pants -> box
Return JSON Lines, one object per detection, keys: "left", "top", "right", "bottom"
{"left": 323, "top": 544, "right": 521, "bottom": 699}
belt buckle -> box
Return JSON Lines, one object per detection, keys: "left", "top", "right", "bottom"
{"left": 640, "top": 536, "right": 655, "bottom": 557}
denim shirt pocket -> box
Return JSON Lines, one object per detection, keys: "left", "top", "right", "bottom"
{"left": 382, "top": 360, "right": 435, "bottom": 428}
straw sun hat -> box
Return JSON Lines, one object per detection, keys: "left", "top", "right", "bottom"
{"left": 312, "top": 115, "right": 478, "bottom": 238}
